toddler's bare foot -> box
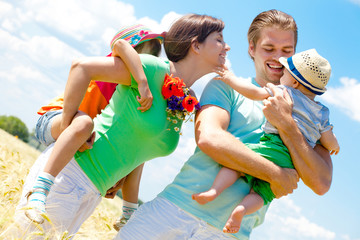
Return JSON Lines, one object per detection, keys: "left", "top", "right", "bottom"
{"left": 191, "top": 189, "right": 218, "bottom": 205}
{"left": 223, "top": 205, "right": 246, "bottom": 234}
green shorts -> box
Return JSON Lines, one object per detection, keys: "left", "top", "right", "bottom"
{"left": 245, "top": 133, "right": 294, "bottom": 204}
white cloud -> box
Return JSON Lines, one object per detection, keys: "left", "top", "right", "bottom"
{"left": 252, "top": 197, "right": 336, "bottom": 240}
{"left": 281, "top": 216, "right": 335, "bottom": 239}
{"left": 349, "top": 0, "right": 360, "bottom": 6}
{"left": 160, "top": 11, "right": 183, "bottom": 31}
{"left": 25, "top": 36, "right": 84, "bottom": 67}
{"left": 320, "top": 77, "right": 360, "bottom": 122}
{"left": 21, "top": 0, "right": 135, "bottom": 41}
{"left": 0, "top": 1, "right": 12, "bottom": 19}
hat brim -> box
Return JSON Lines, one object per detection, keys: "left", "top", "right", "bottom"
{"left": 279, "top": 57, "right": 326, "bottom": 94}
{"left": 135, "top": 31, "right": 166, "bottom": 47}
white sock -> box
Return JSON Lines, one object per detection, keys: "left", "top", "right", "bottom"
{"left": 28, "top": 172, "right": 55, "bottom": 212}
{"left": 122, "top": 200, "right": 138, "bottom": 220}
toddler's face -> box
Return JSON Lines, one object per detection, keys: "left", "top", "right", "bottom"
{"left": 280, "top": 69, "right": 297, "bottom": 87}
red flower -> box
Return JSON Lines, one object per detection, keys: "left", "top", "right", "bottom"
{"left": 182, "top": 95, "right": 199, "bottom": 112}
{"left": 162, "top": 74, "right": 185, "bottom": 99}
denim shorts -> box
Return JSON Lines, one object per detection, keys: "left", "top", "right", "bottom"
{"left": 34, "top": 110, "right": 63, "bottom": 146}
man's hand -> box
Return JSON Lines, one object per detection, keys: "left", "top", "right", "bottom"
{"left": 270, "top": 168, "right": 299, "bottom": 198}
{"left": 78, "top": 132, "right": 96, "bottom": 152}
{"left": 262, "top": 83, "right": 293, "bottom": 129}
{"left": 105, "top": 178, "right": 126, "bottom": 199}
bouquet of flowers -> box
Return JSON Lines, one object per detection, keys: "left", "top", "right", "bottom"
{"left": 162, "top": 74, "right": 200, "bottom": 132}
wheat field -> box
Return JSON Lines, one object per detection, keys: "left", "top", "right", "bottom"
{"left": 0, "top": 129, "right": 122, "bottom": 239}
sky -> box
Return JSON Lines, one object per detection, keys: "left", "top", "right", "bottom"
{"left": 0, "top": 0, "right": 359, "bottom": 239}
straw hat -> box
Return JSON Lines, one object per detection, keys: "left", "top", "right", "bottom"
{"left": 110, "top": 24, "right": 165, "bottom": 50}
{"left": 279, "top": 49, "right": 331, "bottom": 95}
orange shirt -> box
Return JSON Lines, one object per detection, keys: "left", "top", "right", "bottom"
{"left": 37, "top": 81, "right": 117, "bottom": 119}
{"left": 37, "top": 53, "right": 117, "bottom": 119}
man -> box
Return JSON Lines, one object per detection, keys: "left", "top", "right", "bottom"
{"left": 116, "top": 9, "right": 332, "bottom": 240}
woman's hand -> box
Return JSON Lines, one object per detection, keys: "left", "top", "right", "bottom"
{"left": 105, "top": 178, "right": 126, "bottom": 199}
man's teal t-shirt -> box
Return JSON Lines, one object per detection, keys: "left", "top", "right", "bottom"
{"left": 75, "top": 54, "right": 182, "bottom": 196}
{"left": 158, "top": 78, "right": 269, "bottom": 239}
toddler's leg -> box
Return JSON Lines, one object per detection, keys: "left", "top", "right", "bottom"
{"left": 26, "top": 111, "right": 93, "bottom": 224}
{"left": 192, "top": 167, "right": 242, "bottom": 205}
{"left": 113, "top": 164, "right": 144, "bottom": 231}
{"left": 223, "top": 189, "right": 264, "bottom": 234}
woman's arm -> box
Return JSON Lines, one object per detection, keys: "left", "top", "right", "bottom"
{"left": 62, "top": 56, "right": 131, "bottom": 130}
{"left": 263, "top": 83, "right": 333, "bottom": 195}
{"left": 195, "top": 104, "right": 299, "bottom": 198}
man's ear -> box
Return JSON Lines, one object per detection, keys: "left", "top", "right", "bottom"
{"left": 248, "top": 41, "right": 255, "bottom": 59}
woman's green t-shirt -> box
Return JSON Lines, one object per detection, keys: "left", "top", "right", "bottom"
{"left": 75, "top": 54, "right": 182, "bottom": 196}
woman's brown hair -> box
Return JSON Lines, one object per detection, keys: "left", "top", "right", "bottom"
{"left": 164, "top": 14, "right": 225, "bottom": 62}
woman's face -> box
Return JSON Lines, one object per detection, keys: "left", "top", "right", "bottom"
{"left": 198, "top": 31, "right": 230, "bottom": 69}
{"left": 249, "top": 27, "right": 295, "bottom": 87}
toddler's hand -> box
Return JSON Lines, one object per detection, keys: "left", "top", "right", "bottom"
{"left": 330, "top": 145, "right": 340, "bottom": 155}
{"left": 137, "top": 81, "right": 153, "bottom": 112}
{"left": 213, "top": 66, "right": 235, "bottom": 85}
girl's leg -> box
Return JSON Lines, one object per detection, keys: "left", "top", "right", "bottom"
{"left": 43, "top": 111, "right": 94, "bottom": 176}
{"left": 26, "top": 111, "right": 94, "bottom": 223}
{"left": 113, "top": 164, "right": 144, "bottom": 231}
{"left": 223, "top": 189, "right": 264, "bottom": 234}
{"left": 192, "top": 167, "right": 242, "bottom": 204}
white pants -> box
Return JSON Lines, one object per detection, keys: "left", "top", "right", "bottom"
{"left": 11, "top": 144, "right": 102, "bottom": 238}
{"left": 115, "top": 197, "right": 236, "bottom": 240}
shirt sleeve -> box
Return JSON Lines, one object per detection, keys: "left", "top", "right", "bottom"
{"left": 200, "top": 79, "right": 235, "bottom": 113}
{"left": 320, "top": 105, "right": 333, "bottom": 133}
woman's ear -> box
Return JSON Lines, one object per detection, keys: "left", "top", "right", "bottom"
{"left": 191, "top": 38, "right": 200, "bottom": 54}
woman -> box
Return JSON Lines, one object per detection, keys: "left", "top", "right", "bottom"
{"left": 13, "top": 13, "right": 230, "bottom": 236}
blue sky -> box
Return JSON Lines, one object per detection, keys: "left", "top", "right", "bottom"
{"left": 0, "top": 0, "right": 359, "bottom": 239}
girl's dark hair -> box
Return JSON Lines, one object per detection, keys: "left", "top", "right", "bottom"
{"left": 134, "top": 39, "right": 162, "bottom": 57}
{"left": 164, "top": 14, "right": 225, "bottom": 62}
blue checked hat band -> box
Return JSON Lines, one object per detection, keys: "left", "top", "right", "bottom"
{"left": 287, "top": 57, "right": 326, "bottom": 95}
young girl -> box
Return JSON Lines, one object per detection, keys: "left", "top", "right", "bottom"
{"left": 192, "top": 49, "right": 340, "bottom": 233}
{"left": 26, "top": 24, "right": 164, "bottom": 225}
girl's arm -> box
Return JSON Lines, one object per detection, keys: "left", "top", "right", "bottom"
{"left": 214, "top": 67, "right": 270, "bottom": 100}
{"left": 263, "top": 83, "right": 333, "bottom": 195}
{"left": 319, "top": 130, "right": 340, "bottom": 155}
{"left": 112, "top": 39, "right": 153, "bottom": 112}
{"left": 62, "top": 56, "right": 131, "bottom": 130}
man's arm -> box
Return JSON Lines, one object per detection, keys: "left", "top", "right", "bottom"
{"left": 263, "top": 84, "right": 333, "bottom": 195}
{"left": 195, "top": 104, "right": 299, "bottom": 198}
